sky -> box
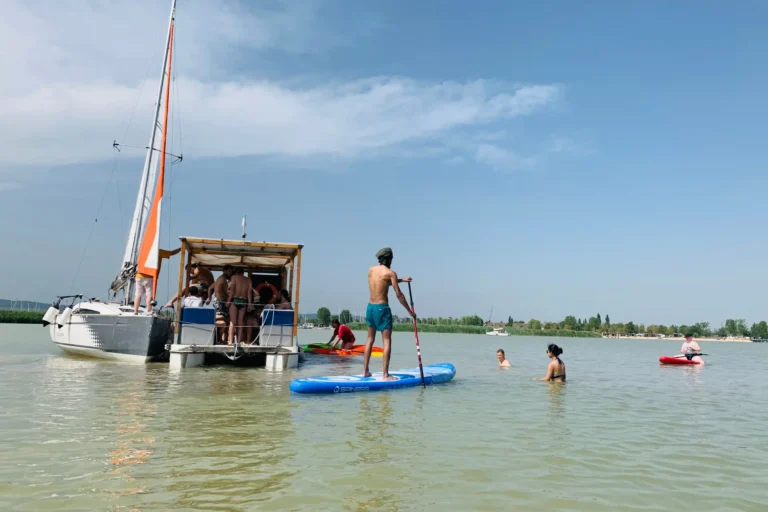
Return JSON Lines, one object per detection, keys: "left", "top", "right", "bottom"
{"left": 0, "top": 0, "right": 766, "bottom": 327}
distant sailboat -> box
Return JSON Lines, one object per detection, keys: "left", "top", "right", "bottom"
{"left": 43, "top": 0, "right": 180, "bottom": 362}
{"left": 484, "top": 305, "right": 509, "bottom": 336}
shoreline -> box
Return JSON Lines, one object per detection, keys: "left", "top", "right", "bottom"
{"left": 604, "top": 335, "right": 753, "bottom": 343}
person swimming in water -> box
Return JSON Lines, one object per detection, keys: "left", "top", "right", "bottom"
{"left": 677, "top": 333, "right": 703, "bottom": 362}
{"left": 534, "top": 344, "right": 566, "bottom": 382}
{"left": 497, "top": 349, "right": 510, "bottom": 367}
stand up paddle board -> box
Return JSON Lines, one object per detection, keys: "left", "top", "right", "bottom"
{"left": 290, "top": 362, "right": 456, "bottom": 394}
{"left": 659, "top": 356, "right": 701, "bottom": 365}
{"left": 301, "top": 343, "right": 383, "bottom": 357}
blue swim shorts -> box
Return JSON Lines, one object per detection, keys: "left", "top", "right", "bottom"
{"left": 366, "top": 303, "right": 393, "bottom": 332}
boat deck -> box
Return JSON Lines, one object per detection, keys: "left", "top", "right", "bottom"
{"left": 165, "top": 343, "right": 295, "bottom": 355}
{"left": 166, "top": 343, "right": 301, "bottom": 370}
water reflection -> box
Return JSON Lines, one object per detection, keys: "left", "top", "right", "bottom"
{"left": 160, "top": 368, "right": 298, "bottom": 510}
{"left": 354, "top": 394, "right": 394, "bottom": 465}
{"left": 107, "top": 390, "right": 156, "bottom": 510}
{"left": 546, "top": 382, "right": 570, "bottom": 438}
{"left": 342, "top": 393, "right": 405, "bottom": 512}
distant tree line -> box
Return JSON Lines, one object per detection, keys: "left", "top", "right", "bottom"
{"left": 312, "top": 306, "right": 768, "bottom": 339}
{"left": 525, "top": 313, "right": 767, "bottom": 338}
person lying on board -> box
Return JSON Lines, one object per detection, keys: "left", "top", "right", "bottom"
{"left": 677, "top": 333, "right": 702, "bottom": 361}
{"left": 497, "top": 349, "right": 510, "bottom": 368}
{"left": 533, "top": 344, "right": 566, "bottom": 382}
{"left": 329, "top": 319, "right": 356, "bottom": 350}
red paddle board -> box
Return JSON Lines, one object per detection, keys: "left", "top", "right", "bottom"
{"left": 659, "top": 356, "right": 700, "bottom": 365}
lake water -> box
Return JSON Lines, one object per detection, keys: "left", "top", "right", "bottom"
{"left": 1, "top": 324, "right": 767, "bottom": 511}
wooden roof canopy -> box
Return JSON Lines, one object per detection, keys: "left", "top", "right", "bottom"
{"left": 179, "top": 237, "right": 303, "bottom": 272}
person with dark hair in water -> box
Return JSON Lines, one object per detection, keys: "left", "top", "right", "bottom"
{"left": 534, "top": 344, "right": 566, "bottom": 382}
{"left": 496, "top": 349, "right": 510, "bottom": 367}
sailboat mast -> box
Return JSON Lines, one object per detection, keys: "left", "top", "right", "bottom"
{"left": 119, "top": 0, "right": 177, "bottom": 303}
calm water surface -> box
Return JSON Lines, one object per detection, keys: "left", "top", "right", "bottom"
{"left": 1, "top": 324, "right": 767, "bottom": 511}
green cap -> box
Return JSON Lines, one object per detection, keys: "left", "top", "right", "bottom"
{"left": 376, "top": 247, "right": 393, "bottom": 261}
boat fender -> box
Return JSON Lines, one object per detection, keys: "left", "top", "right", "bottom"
{"left": 254, "top": 282, "right": 278, "bottom": 303}
{"left": 42, "top": 306, "right": 59, "bottom": 327}
{"left": 57, "top": 307, "right": 73, "bottom": 329}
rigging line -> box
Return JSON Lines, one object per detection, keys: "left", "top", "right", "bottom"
{"left": 69, "top": 154, "right": 121, "bottom": 291}
{"left": 166, "top": 92, "right": 175, "bottom": 302}
{"left": 172, "top": 32, "right": 183, "bottom": 157}
{"left": 112, "top": 142, "right": 182, "bottom": 160}
{"left": 114, "top": 151, "right": 125, "bottom": 242}
{"left": 166, "top": 30, "right": 182, "bottom": 302}
{"left": 120, "top": 38, "right": 162, "bottom": 144}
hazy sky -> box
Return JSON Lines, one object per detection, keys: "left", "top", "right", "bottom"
{"left": 1, "top": 0, "right": 766, "bottom": 327}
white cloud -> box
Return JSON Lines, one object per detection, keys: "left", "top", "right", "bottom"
{"left": 548, "top": 136, "right": 595, "bottom": 156}
{"left": 0, "top": 77, "right": 561, "bottom": 167}
{"left": 0, "top": 0, "right": 330, "bottom": 93}
{"left": 0, "top": 0, "right": 564, "bottom": 172}
{"left": 475, "top": 144, "right": 536, "bottom": 172}
{"left": 0, "top": 183, "right": 21, "bottom": 192}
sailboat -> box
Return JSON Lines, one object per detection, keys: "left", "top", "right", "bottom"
{"left": 484, "top": 305, "right": 509, "bottom": 336}
{"left": 42, "top": 0, "right": 180, "bottom": 362}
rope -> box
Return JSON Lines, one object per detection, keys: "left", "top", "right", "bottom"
{"left": 69, "top": 154, "right": 122, "bottom": 291}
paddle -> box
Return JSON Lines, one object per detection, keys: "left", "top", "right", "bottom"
{"left": 407, "top": 282, "right": 426, "bottom": 388}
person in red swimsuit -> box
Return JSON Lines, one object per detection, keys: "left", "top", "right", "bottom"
{"left": 329, "top": 319, "right": 356, "bottom": 350}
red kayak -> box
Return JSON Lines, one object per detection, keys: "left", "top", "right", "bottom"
{"left": 303, "top": 343, "right": 383, "bottom": 357}
{"left": 659, "top": 356, "right": 701, "bottom": 365}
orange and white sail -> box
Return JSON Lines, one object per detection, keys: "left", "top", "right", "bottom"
{"left": 137, "top": 20, "right": 175, "bottom": 298}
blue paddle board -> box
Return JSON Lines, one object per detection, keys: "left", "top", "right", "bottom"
{"left": 289, "top": 362, "right": 456, "bottom": 394}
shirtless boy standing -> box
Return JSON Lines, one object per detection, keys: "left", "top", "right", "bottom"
{"left": 209, "top": 265, "right": 234, "bottom": 342}
{"left": 227, "top": 267, "right": 252, "bottom": 345}
{"left": 362, "top": 247, "right": 415, "bottom": 380}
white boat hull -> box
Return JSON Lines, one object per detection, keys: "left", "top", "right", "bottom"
{"left": 47, "top": 302, "right": 172, "bottom": 363}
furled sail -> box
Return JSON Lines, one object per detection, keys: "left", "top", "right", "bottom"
{"left": 137, "top": 20, "right": 175, "bottom": 299}
{"left": 110, "top": 0, "right": 176, "bottom": 299}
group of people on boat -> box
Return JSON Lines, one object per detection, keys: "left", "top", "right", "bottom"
{"left": 137, "top": 262, "right": 292, "bottom": 345}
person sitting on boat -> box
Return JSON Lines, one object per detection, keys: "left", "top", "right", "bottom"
{"left": 497, "top": 348, "right": 510, "bottom": 367}
{"left": 189, "top": 263, "right": 214, "bottom": 300}
{"left": 275, "top": 290, "right": 292, "bottom": 310}
{"left": 164, "top": 262, "right": 215, "bottom": 308}
{"left": 182, "top": 286, "right": 203, "bottom": 308}
{"left": 534, "top": 344, "right": 566, "bottom": 382}
{"left": 678, "top": 333, "right": 702, "bottom": 361}
{"left": 329, "top": 319, "right": 356, "bottom": 350}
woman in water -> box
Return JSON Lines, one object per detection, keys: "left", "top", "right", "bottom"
{"left": 496, "top": 349, "right": 510, "bottom": 368}
{"left": 534, "top": 344, "right": 566, "bottom": 382}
